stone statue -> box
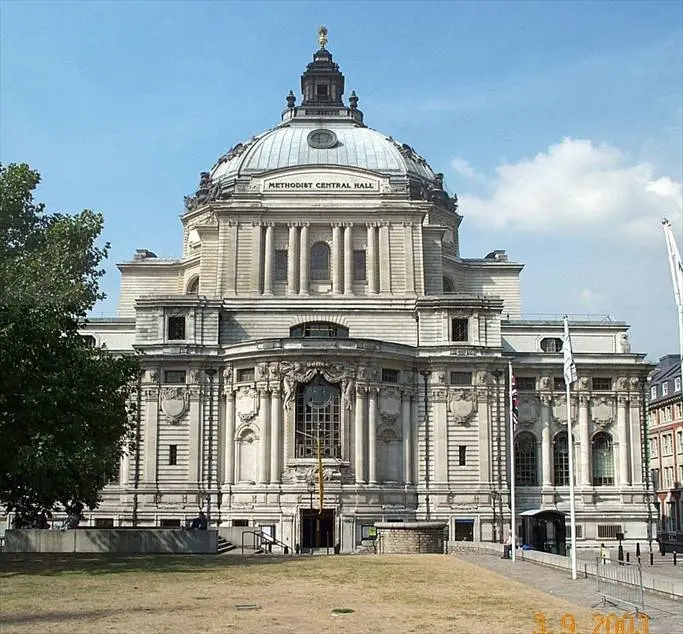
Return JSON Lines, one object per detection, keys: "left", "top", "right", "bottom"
{"left": 619, "top": 333, "right": 631, "bottom": 354}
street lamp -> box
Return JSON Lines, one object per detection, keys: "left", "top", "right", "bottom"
{"left": 205, "top": 369, "right": 217, "bottom": 526}
{"left": 306, "top": 479, "right": 316, "bottom": 553}
{"left": 419, "top": 369, "right": 432, "bottom": 520}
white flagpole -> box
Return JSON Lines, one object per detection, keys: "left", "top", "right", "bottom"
{"left": 508, "top": 361, "right": 516, "bottom": 562}
{"left": 563, "top": 316, "right": 578, "bottom": 580}
{"left": 662, "top": 218, "right": 683, "bottom": 394}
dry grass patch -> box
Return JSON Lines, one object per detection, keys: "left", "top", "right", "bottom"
{"left": 1, "top": 553, "right": 595, "bottom": 633}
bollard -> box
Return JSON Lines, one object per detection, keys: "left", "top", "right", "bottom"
{"left": 626, "top": 551, "right": 630, "bottom": 563}
{"left": 636, "top": 542, "right": 641, "bottom": 558}
{"left": 618, "top": 543, "right": 624, "bottom": 565}
{"left": 650, "top": 551, "right": 654, "bottom": 566}
{"left": 674, "top": 551, "right": 678, "bottom": 566}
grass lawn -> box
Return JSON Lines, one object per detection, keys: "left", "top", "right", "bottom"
{"left": 0, "top": 553, "right": 596, "bottom": 633}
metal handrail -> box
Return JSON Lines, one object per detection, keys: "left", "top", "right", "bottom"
{"left": 240, "top": 529, "right": 290, "bottom": 554}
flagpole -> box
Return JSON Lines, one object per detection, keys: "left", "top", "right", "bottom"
{"left": 564, "top": 316, "right": 578, "bottom": 580}
{"left": 508, "top": 361, "right": 516, "bottom": 562}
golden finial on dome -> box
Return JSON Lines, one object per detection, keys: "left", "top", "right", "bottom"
{"left": 318, "top": 25, "right": 328, "bottom": 49}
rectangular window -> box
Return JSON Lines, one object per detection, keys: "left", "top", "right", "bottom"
{"left": 650, "top": 386, "right": 657, "bottom": 399}
{"left": 160, "top": 519, "right": 181, "bottom": 527}
{"left": 662, "top": 382, "right": 669, "bottom": 396}
{"left": 592, "top": 378, "right": 612, "bottom": 391}
{"left": 675, "top": 377, "right": 681, "bottom": 392}
{"left": 516, "top": 377, "right": 536, "bottom": 391}
{"left": 679, "top": 465, "right": 683, "bottom": 483}
{"left": 164, "top": 370, "right": 186, "bottom": 384}
{"left": 169, "top": 445, "right": 178, "bottom": 466}
{"left": 94, "top": 518, "right": 114, "bottom": 528}
{"left": 382, "top": 369, "right": 399, "bottom": 383}
{"left": 677, "top": 430, "right": 683, "bottom": 451}
{"left": 168, "top": 315, "right": 186, "bottom": 340}
{"left": 553, "top": 377, "right": 566, "bottom": 392}
{"left": 274, "top": 249, "right": 288, "bottom": 282}
{"left": 663, "top": 434, "right": 673, "bottom": 455}
{"left": 574, "top": 525, "right": 583, "bottom": 539}
{"left": 650, "top": 468, "right": 660, "bottom": 489}
{"left": 232, "top": 519, "right": 249, "bottom": 527}
{"left": 458, "top": 445, "right": 466, "bottom": 466}
{"left": 353, "top": 249, "right": 366, "bottom": 281}
{"left": 597, "top": 525, "right": 621, "bottom": 539}
{"left": 237, "top": 368, "right": 255, "bottom": 382}
{"left": 650, "top": 437, "right": 658, "bottom": 457}
{"left": 451, "top": 318, "right": 468, "bottom": 342}
{"left": 450, "top": 372, "right": 472, "bottom": 386}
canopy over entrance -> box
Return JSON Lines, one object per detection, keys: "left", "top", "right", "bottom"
{"left": 519, "top": 509, "right": 567, "bottom": 555}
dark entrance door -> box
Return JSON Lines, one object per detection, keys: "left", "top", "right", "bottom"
{"left": 454, "top": 520, "right": 474, "bottom": 541}
{"left": 301, "top": 509, "right": 335, "bottom": 550}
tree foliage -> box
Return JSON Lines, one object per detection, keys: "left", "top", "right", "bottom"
{"left": 0, "top": 163, "right": 139, "bottom": 527}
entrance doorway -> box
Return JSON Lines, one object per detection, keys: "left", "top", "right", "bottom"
{"left": 454, "top": 519, "right": 474, "bottom": 541}
{"left": 301, "top": 508, "right": 335, "bottom": 550}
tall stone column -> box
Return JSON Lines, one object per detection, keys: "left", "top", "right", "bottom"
{"left": 188, "top": 386, "right": 201, "bottom": 486}
{"left": 251, "top": 222, "right": 263, "bottom": 294}
{"left": 263, "top": 223, "right": 274, "bottom": 295}
{"left": 368, "top": 388, "right": 378, "bottom": 484}
{"left": 223, "top": 389, "right": 235, "bottom": 484}
{"left": 258, "top": 389, "right": 271, "bottom": 484}
{"left": 403, "top": 222, "right": 415, "bottom": 294}
{"left": 120, "top": 450, "right": 130, "bottom": 485}
{"left": 579, "top": 394, "right": 591, "bottom": 487}
{"left": 617, "top": 395, "right": 630, "bottom": 486}
{"left": 270, "top": 388, "right": 282, "bottom": 484}
{"left": 541, "top": 395, "right": 552, "bottom": 486}
{"left": 411, "top": 394, "right": 419, "bottom": 484}
{"left": 343, "top": 223, "right": 353, "bottom": 295}
{"left": 630, "top": 394, "right": 644, "bottom": 485}
{"left": 355, "top": 387, "right": 366, "bottom": 484}
{"left": 331, "top": 224, "right": 342, "bottom": 295}
{"left": 287, "top": 224, "right": 299, "bottom": 295}
{"left": 477, "top": 388, "right": 490, "bottom": 484}
{"left": 299, "top": 223, "right": 309, "bottom": 295}
{"left": 378, "top": 222, "right": 391, "bottom": 294}
{"left": 144, "top": 393, "right": 159, "bottom": 482}
{"left": 367, "top": 223, "right": 377, "bottom": 294}
{"left": 402, "top": 391, "right": 412, "bottom": 484}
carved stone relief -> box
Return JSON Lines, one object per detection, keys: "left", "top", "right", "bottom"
{"left": 281, "top": 463, "right": 352, "bottom": 484}
{"left": 160, "top": 387, "right": 189, "bottom": 423}
{"left": 591, "top": 397, "right": 615, "bottom": 431}
{"left": 235, "top": 386, "right": 259, "bottom": 423}
{"left": 448, "top": 389, "right": 478, "bottom": 426}
{"left": 280, "top": 361, "right": 357, "bottom": 410}
{"left": 379, "top": 390, "right": 401, "bottom": 425}
{"left": 518, "top": 394, "right": 540, "bottom": 425}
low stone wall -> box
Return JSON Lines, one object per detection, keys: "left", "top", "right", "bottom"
{"left": 4, "top": 529, "right": 218, "bottom": 554}
{"left": 375, "top": 521, "right": 447, "bottom": 554}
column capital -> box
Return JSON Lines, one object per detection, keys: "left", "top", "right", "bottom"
{"left": 366, "top": 222, "right": 379, "bottom": 228}
{"left": 331, "top": 222, "right": 343, "bottom": 228}
{"left": 343, "top": 222, "right": 354, "bottom": 228}
{"left": 617, "top": 394, "right": 630, "bottom": 406}
{"left": 578, "top": 394, "right": 590, "bottom": 405}
{"left": 265, "top": 221, "right": 275, "bottom": 228}
{"left": 540, "top": 394, "right": 552, "bottom": 406}
{"left": 288, "top": 222, "right": 299, "bottom": 228}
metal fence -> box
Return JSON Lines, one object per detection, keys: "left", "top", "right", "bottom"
{"left": 594, "top": 557, "right": 645, "bottom": 615}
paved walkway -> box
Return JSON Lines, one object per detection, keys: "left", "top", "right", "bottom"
{"left": 576, "top": 548, "right": 683, "bottom": 582}
{"left": 457, "top": 552, "right": 682, "bottom": 634}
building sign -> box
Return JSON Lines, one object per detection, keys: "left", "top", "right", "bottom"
{"left": 261, "top": 173, "right": 381, "bottom": 193}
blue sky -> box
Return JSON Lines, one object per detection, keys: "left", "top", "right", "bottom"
{"left": 1, "top": 0, "right": 681, "bottom": 361}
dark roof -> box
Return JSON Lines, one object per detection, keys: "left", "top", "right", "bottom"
{"left": 647, "top": 355, "right": 681, "bottom": 406}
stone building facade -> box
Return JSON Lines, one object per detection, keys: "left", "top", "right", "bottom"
{"left": 646, "top": 354, "right": 682, "bottom": 545}
{"left": 78, "top": 35, "right": 651, "bottom": 551}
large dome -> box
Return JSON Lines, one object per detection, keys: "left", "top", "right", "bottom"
{"left": 210, "top": 122, "right": 437, "bottom": 184}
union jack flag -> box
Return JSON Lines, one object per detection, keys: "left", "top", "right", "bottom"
{"left": 511, "top": 373, "right": 519, "bottom": 429}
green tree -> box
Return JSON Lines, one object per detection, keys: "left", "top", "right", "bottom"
{"left": 0, "top": 163, "right": 139, "bottom": 527}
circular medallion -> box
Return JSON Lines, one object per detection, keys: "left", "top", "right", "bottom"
{"left": 307, "top": 128, "right": 337, "bottom": 149}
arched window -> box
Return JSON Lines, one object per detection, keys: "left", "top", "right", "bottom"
{"left": 186, "top": 277, "right": 199, "bottom": 294}
{"left": 592, "top": 432, "right": 614, "bottom": 486}
{"left": 443, "top": 277, "right": 454, "bottom": 293}
{"left": 553, "top": 432, "right": 570, "bottom": 486}
{"left": 290, "top": 322, "right": 349, "bottom": 338}
{"left": 515, "top": 432, "right": 537, "bottom": 486}
{"left": 310, "top": 241, "right": 330, "bottom": 281}
{"left": 295, "top": 375, "right": 341, "bottom": 459}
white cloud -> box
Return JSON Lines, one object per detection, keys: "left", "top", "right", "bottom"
{"left": 579, "top": 287, "right": 607, "bottom": 307}
{"left": 455, "top": 138, "right": 682, "bottom": 242}
{"left": 450, "top": 157, "right": 484, "bottom": 183}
